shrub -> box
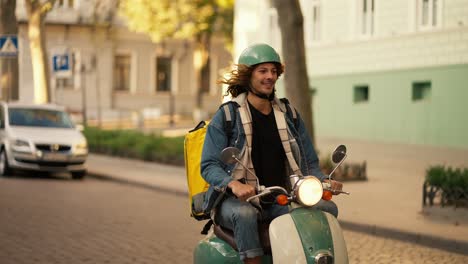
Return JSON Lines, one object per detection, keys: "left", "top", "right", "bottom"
{"left": 427, "top": 166, "right": 468, "bottom": 192}
{"left": 426, "top": 165, "right": 446, "bottom": 188}
{"left": 83, "top": 127, "right": 185, "bottom": 166}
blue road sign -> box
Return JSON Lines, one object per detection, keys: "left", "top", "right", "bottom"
{"left": 0, "top": 35, "right": 18, "bottom": 57}
{"left": 53, "top": 54, "right": 71, "bottom": 72}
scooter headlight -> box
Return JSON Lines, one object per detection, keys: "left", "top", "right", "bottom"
{"left": 295, "top": 176, "right": 323, "bottom": 206}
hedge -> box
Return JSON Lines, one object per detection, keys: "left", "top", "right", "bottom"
{"left": 83, "top": 127, "right": 185, "bottom": 166}
{"left": 424, "top": 165, "right": 468, "bottom": 207}
{"left": 426, "top": 165, "right": 468, "bottom": 193}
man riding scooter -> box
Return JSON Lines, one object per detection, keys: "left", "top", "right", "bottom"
{"left": 201, "top": 43, "right": 344, "bottom": 264}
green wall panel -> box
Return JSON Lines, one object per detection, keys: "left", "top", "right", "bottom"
{"left": 311, "top": 64, "right": 468, "bottom": 149}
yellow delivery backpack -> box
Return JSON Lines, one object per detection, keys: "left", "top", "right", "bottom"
{"left": 184, "top": 104, "right": 235, "bottom": 221}
{"left": 184, "top": 120, "right": 211, "bottom": 220}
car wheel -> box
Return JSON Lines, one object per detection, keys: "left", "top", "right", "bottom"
{"left": 71, "top": 170, "right": 86, "bottom": 180}
{"left": 0, "top": 148, "right": 12, "bottom": 177}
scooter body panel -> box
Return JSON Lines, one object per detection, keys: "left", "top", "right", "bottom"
{"left": 194, "top": 232, "right": 241, "bottom": 264}
{"left": 194, "top": 209, "right": 348, "bottom": 264}
{"left": 269, "top": 212, "right": 308, "bottom": 263}
{"left": 324, "top": 213, "right": 349, "bottom": 263}
{"left": 193, "top": 231, "right": 273, "bottom": 264}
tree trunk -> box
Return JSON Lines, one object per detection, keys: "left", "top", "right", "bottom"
{"left": 0, "top": 0, "right": 19, "bottom": 101}
{"left": 271, "top": 0, "right": 316, "bottom": 146}
{"left": 25, "top": 0, "right": 53, "bottom": 104}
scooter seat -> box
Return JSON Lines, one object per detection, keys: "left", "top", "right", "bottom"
{"left": 213, "top": 223, "right": 272, "bottom": 254}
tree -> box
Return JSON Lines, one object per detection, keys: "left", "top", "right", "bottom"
{"left": 24, "top": 0, "right": 56, "bottom": 104}
{"left": 0, "top": 0, "right": 19, "bottom": 101}
{"left": 119, "top": 0, "right": 234, "bottom": 114}
{"left": 271, "top": 0, "right": 316, "bottom": 145}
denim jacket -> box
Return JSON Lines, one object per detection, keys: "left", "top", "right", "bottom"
{"left": 200, "top": 93, "right": 325, "bottom": 213}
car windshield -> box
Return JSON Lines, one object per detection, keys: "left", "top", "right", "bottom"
{"left": 8, "top": 108, "right": 75, "bottom": 128}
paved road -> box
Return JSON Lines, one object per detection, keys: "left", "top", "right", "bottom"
{"left": 0, "top": 175, "right": 204, "bottom": 264}
{"left": 1, "top": 174, "right": 466, "bottom": 264}
{"left": 346, "top": 230, "right": 467, "bottom": 263}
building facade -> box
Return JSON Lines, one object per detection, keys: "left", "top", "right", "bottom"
{"left": 13, "top": 0, "right": 231, "bottom": 124}
{"left": 234, "top": 0, "right": 468, "bottom": 149}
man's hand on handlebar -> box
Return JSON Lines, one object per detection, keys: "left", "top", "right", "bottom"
{"left": 228, "top": 180, "right": 256, "bottom": 201}
{"left": 323, "top": 179, "right": 344, "bottom": 195}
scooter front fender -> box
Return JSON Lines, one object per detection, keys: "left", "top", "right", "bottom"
{"left": 269, "top": 208, "right": 348, "bottom": 263}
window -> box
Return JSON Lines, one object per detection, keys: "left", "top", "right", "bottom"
{"left": 412, "top": 81, "right": 431, "bottom": 101}
{"left": 310, "top": 0, "right": 322, "bottom": 42}
{"left": 113, "top": 54, "right": 131, "bottom": 92}
{"left": 56, "top": 0, "right": 75, "bottom": 8}
{"left": 417, "top": 0, "right": 440, "bottom": 29}
{"left": 200, "top": 58, "right": 210, "bottom": 94}
{"left": 54, "top": 52, "right": 77, "bottom": 90}
{"left": 310, "top": 86, "right": 317, "bottom": 96}
{"left": 354, "top": 85, "right": 369, "bottom": 103}
{"left": 359, "top": 0, "right": 375, "bottom": 36}
{"left": 156, "top": 57, "right": 172, "bottom": 92}
{"left": 0, "top": 107, "right": 4, "bottom": 129}
{"left": 8, "top": 108, "right": 74, "bottom": 128}
{"left": 56, "top": 78, "right": 74, "bottom": 89}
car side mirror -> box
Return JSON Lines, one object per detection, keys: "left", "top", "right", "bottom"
{"left": 75, "top": 124, "right": 84, "bottom": 132}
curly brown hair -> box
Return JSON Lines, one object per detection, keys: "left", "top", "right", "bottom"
{"left": 218, "top": 63, "right": 284, "bottom": 98}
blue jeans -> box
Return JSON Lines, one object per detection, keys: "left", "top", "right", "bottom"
{"left": 216, "top": 195, "right": 338, "bottom": 260}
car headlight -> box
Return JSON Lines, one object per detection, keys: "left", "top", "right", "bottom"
{"left": 75, "top": 142, "right": 88, "bottom": 150}
{"left": 13, "top": 139, "right": 30, "bottom": 147}
{"left": 295, "top": 176, "right": 323, "bottom": 206}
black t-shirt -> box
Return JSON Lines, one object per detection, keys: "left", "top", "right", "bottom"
{"left": 249, "top": 101, "right": 287, "bottom": 189}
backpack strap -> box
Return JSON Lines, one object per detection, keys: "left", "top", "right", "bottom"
{"left": 279, "top": 98, "right": 299, "bottom": 129}
{"left": 220, "top": 101, "right": 239, "bottom": 140}
{"left": 200, "top": 219, "right": 213, "bottom": 235}
{"left": 272, "top": 102, "right": 302, "bottom": 176}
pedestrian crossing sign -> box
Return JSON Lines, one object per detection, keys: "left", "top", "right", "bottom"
{"left": 0, "top": 35, "right": 18, "bottom": 57}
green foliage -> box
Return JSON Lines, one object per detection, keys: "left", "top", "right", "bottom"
{"left": 83, "top": 127, "right": 185, "bottom": 166}
{"left": 426, "top": 165, "right": 446, "bottom": 187}
{"left": 118, "top": 0, "right": 234, "bottom": 44}
{"left": 426, "top": 165, "right": 468, "bottom": 192}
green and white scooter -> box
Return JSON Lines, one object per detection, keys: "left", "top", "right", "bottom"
{"left": 194, "top": 145, "right": 350, "bottom": 264}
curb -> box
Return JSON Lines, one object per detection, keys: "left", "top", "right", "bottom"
{"left": 338, "top": 220, "right": 468, "bottom": 256}
{"left": 88, "top": 171, "right": 468, "bottom": 256}
{"left": 88, "top": 171, "right": 187, "bottom": 197}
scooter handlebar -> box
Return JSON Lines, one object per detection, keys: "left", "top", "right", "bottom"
{"left": 322, "top": 182, "right": 350, "bottom": 195}
{"left": 246, "top": 186, "right": 289, "bottom": 203}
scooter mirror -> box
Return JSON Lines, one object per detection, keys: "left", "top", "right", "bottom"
{"left": 220, "top": 147, "right": 241, "bottom": 165}
{"left": 331, "top": 145, "right": 347, "bottom": 163}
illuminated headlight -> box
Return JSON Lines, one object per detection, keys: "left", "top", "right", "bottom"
{"left": 295, "top": 177, "right": 323, "bottom": 206}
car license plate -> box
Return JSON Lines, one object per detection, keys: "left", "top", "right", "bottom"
{"left": 43, "top": 152, "right": 68, "bottom": 161}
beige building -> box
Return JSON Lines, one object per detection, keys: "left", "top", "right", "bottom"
{"left": 14, "top": 0, "right": 231, "bottom": 125}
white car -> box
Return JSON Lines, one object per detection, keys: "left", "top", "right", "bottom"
{"left": 0, "top": 102, "right": 88, "bottom": 179}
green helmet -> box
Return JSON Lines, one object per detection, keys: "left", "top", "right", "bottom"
{"left": 238, "top": 43, "right": 281, "bottom": 66}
